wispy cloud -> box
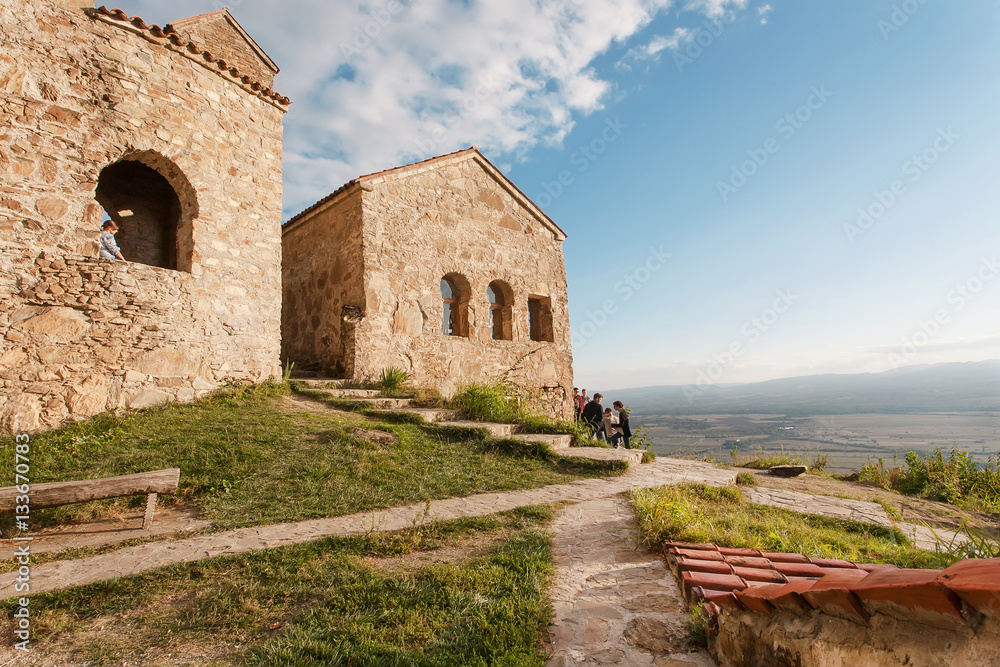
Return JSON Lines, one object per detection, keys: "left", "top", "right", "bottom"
{"left": 118, "top": 0, "right": 753, "bottom": 217}
{"left": 758, "top": 3, "right": 773, "bottom": 25}
{"left": 618, "top": 27, "right": 694, "bottom": 69}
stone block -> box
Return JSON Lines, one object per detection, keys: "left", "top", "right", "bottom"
{"left": 127, "top": 390, "right": 171, "bottom": 410}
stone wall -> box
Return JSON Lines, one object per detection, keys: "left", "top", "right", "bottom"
{"left": 167, "top": 10, "right": 278, "bottom": 89}
{"left": 0, "top": 0, "right": 286, "bottom": 433}
{"left": 281, "top": 186, "right": 366, "bottom": 377}
{"left": 282, "top": 150, "right": 575, "bottom": 420}
{"left": 712, "top": 607, "right": 1000, "bottom": 667}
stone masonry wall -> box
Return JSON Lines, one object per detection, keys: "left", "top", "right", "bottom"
{"left": 168, "top": 11, "right": 277, "bottom": 89}
{"left": 356, "top": 154, "right": 574, "bottom": 419}
{"left": 281, "top": 187, "right": 366, "bottom": 376}
{"left": 0, "top": 0, "right": 285, "bottom": 433}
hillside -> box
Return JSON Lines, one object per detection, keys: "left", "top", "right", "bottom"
{"left": 613, "top": 360, "right": 1000, "bottom": 416}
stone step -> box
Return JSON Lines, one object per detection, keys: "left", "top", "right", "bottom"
{"left": 294, "top": 378, "right": 347, "bottom": 388}
{"left": 510, "top": 433, "right": 573, "bottom": 450}
{"left": 347, "top": 397, "right": 413, "bottom": 409}
{"left": 558, "top": 447, "right": 645, "bottom": 465}
{"left": 314, "top": 388, "right": 382, "bottom": 399}
{"left": 374, "top": 408, "right": 462, "bottom": 423}
{"left": 447, "top": 421, "right": 518, "bottom": 438}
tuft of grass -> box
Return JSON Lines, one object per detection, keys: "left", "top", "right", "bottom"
{"left": 630, "top": 483, "right": 956, "bottom": 569}
{"left": 928, "top": 520, "right": 1000, "bottom": 560}
{"left": 1, "top": 509, "right": 557, "bottom": 665}
{"left": 686, "top": 601, "right": 712, "bottom": 648}
{"left": 641, "top": 450, "right": 656, "bottom": 464}
{"left": 376, "top": 366, "right": 411, "bottom": 392}
{"left": 735, "top": 471, "right": 758, "bottom": 487}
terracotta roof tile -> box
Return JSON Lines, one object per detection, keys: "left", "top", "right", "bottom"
{"left": 852, "top": 568, "right": 966, "bottom": 628}
{"left": 681, "top": 571, "right": 747, "bottom": 593}
{"left": 761, "top": 551, "right": 811, "bottom": 564}
{"left": 772, "top": 562, "right": 826, "bottom": 578}
{"left": 732, "top": 566, "right": 787, "bottom": 584}
{"left": 808, "top": 557, "right": 858, "bottom": 569}
{"left": 724, "top": 556, "right": 774, "bottom": 569}
{"left": 734, "top": 585, "right": 780, "bottom": 615}
{"left": 676, "top": 557, "right": 734, "bottom": 576}
{"left": 91, "top": 7, "right": 290, "bottom": 109}
{"left": 937, "top": 558, "right": 1000, "bottom": 619}
{"left": 674, "top": 547, "right": 726, "bottom": 562}
{"left": 717, "top": 546, "right": 761, "bottom": 557}
{"left": 666, "top": 542, "right": 720, "bottom": 552}
{"left": 801, "top": 571, "right": 871, "bottom": 625}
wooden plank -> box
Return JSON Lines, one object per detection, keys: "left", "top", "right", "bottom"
{"left": 0, "top": 469, "right": 180, "bottom": 511}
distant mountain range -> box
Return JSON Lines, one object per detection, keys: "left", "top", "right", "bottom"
{"left": 612, "top": 361, "right": 1000, "bottom": 415}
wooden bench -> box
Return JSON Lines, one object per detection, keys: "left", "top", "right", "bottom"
{"left": 0, "top": 468, "right": 180, "bottom": 531}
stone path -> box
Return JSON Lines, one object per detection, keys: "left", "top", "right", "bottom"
{"left": 545, "top": 495, "right": 716, "bottom": 666}
{"left": 0, "top": 458, "right": 735, "bottom": 597}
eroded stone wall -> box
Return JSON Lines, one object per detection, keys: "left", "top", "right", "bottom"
{"left": 0, "top": 0, "right": 285, "bottom": 433}
{"left": 355, "top": 155, "right": 574, "bottom": 419}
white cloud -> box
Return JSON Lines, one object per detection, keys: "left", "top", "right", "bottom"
{"left": 117, "top": 0, "right": 752, "bottom": 218}
{"left": 758, "top": 3, "right": 773, "bottom": 25}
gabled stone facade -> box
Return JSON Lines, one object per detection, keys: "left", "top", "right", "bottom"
{"left": 282, "top": 148, "right": 575, "bottom": 420}
{"left": 0, "top": 0, "right": 288, "bottom": 433}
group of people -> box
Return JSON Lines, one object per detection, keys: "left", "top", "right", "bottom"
{"left": 573, "top": 389, "right": 632, "bottom": 449}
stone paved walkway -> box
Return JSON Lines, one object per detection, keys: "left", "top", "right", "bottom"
{"left": 0, "top": 458, "right": 736, "bottom": 598}
{"left": 545, "top": 496, "right": 716, "bottom": 666}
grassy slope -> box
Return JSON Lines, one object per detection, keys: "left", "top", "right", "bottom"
{"left": 0, "top": 383, "right": 620, "bottom": 532}
{"left": 1, "top": 508, "right": 557, "bottom": 666}
{"left": 631, "top": 483, "right": 957, "bottom": 569}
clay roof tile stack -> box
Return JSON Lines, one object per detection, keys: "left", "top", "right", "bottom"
{"left": 665, "top": 542, "right": 1000, "bottom": 634}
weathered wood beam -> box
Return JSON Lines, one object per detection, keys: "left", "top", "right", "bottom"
{"left": 0, "top": 469, "right": 180, "bottom": 511}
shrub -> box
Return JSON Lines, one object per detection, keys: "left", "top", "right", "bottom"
{"left": 451, "top": 380, "right": 527, "bottom": 423}
{"left": 735, "top": 471, "right": 758, "bottom": 487}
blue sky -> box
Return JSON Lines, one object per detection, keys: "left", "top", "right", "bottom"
{"left": 118, "top": 0, "right": 1000, "bottom": 390}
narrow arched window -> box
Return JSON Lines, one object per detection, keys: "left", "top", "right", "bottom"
{"left": 441, "top": 274, "right": 471, "bottom": 337}
{"left": 442, "top": 277, "right": 458, "bottom": 336}
{"left": 487, "top": 281, "right": 513, "bottom": 341}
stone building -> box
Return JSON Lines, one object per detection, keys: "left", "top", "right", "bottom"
{"left": 282, "top": 148, "right": 575, "bottom": 419}
{"left": 0, "top": 0, "right": 289, "bottom": 433}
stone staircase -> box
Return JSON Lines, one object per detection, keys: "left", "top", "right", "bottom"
{"left": 291, "top": 373, "right": 645, "bottom": 465}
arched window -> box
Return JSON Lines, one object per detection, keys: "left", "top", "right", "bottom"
{"left": 528, "top": 296, "right": 554, "bottom": 342}
{"left": 441, "top": 274, "right": 470, "bottom": 337}
{"left": 487, "top": 280, "right": 513, "bottom": 341}
{"left": 94, "top": 154, "right": 196, "bottom": 272}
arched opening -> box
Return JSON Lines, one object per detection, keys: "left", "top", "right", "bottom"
{"left": 94, "top": 154, "right": 196, "bottom": 271}
{"left": 441, "top": 273, "right": 470, "bottom": 337}
{"left": 528, "top": 295, "right": 554, "bottom": 342}
{"left": 487, "top": 280, "right": 513, "bottom": 341}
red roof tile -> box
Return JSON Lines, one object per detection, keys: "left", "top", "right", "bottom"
{"left": 852, "top": 568, "right": 966, "bottom": 626}
{"left": 937, "top": 558, "right": 1000, "bottom": 619}
{"left": 681, "top": 571, "right": 747, "bottom": 593}
{"left": 725, "top": 556, "right": 774, "bottom": 569}
{"left": 717, "top": 546, "right": 762, "bottom": 557}
{"left": 676, "top": 557, "right": 734, "bottom": 576}
{"left": 801, "top": 571, "right": 870, "bottom": 625}
{"left": 762, "top": 552, "right": 811, "bottom": 564}
{"left": 674, "top": 547, "right": 726, "bottom": 562}
{"left": 733, "top": 566, "right": 787, "bottom": 584}
{"left": 91, "top": 7, "right": 290, "bottom": 109}
{"left": 809, "top": 557, "right": 858, "bottom": 569}
{"left": 772, "top": 562, "right": 826, "bottom": 578}
{"left": 734, "top": 585, "right": 781, "bottom": 615}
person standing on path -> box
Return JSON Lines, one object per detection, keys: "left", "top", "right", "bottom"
{"left": 613, "top": 401, "right": 632, "bottom": 450}
{"left": 573, "top": 388, "right": 583, "bottom": 420}
{"left": 581, "top": 393, "right": 604, "bottom": 442}
{"left": 99, "top": 220, "right": 125, "bottom": 261}
{"left": 603, "top": 408, "right": 623, "bottom": 448}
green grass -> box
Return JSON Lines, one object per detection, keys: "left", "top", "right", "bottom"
{"left": 630, "top": 483, "right": 957, "bottom": 569}
{"left": 2, "top": 507, "right": 557, "bottom": 666}
{"left": 0, "top": 382, "right": 620, "bottom": 533}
